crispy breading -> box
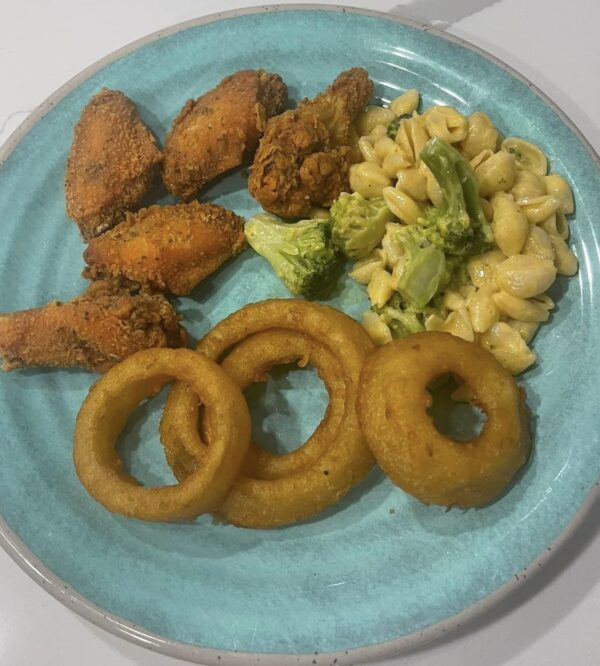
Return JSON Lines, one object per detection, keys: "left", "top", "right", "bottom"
{"left": 65, "top": 88, "right": 162, "bottom": 239}
{"left": 248, "top": 68, "right": 373, "bottom": 217}
{"left": 162, "top": 70, "right": 287, "bottom": 199}
{"left": 83, "top": 201, "right": 246, "bottom": 295}
{"left": 0, "top": 280, "right": 186, "bottom": 373}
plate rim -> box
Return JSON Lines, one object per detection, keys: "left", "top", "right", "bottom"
{"left": 1, "top": 4, "right": 599, "bottom": 665}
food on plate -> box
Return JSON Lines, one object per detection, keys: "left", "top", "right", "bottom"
{"left": 221, "top": 329, "right": 347, "bottom": 479}
{"left": 244, "top": 213, "right": 341, "bottom": 297}
{"left": 330, "top": 192, "right": 392, "bottom": 259}
{"left": 350, "top": 136, "right": 494, "bottom": 340}
{"left": 65, "top": 88, "right": 162, "bottom": 239}
{"left": 248, "top": 67, "right": 373, "bottom": 217}
{"left": 160, "top": 299, "right": 375, "bottom": 528}
{"left": 162, "top": 328, "right": 347, "bottom": 481}
{"left": 375, "top": 136, "right": 493, "bottom": 258}
{"left": 83, "top": 201, "right": 246, "bottom": 295}
{"left": 163, "top": 70, "right": 288, "bottom": 199}
{"left": 501, "top": 137, "right": 547, "bottom": 176}
{"left": 381, "top": 226, "right": 447, "bottom": 309}
{"left": 348, "top": 90, "right": 578, "bottom": 373}
{"left": 357, "top": 331, "right": 531, "bottom": 507}
{"left": 0, "top": 279, "right": 186, "bottom": 373}
{"left": 73, "top": 348, "right": 251, "bottom": 521}
{"left": 3, "top": 66, "right": 568, "bottom": 531}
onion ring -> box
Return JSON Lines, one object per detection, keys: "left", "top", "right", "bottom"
{"left": 160, "top": 299, "right": 375, "bottom": 528}
{"left": 162, "top": 329, "right": 348, "bottom": 481}
{"left": 357, "top": 332, "right": 531, "bottom": 508}
{"left": 224, "top": 329, "right": 346, "bottom": 479}
{"left": 73, "top": 348, "right": 251, "bottom": 521}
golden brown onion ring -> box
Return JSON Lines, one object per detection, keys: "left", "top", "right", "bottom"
{"left": 222, "top": 329, "right": 349, "bottom": 479}
{"left": 160, "top": 299, "right": 375, "bottom": 528}
{"left": 357, "top": 332, "right": 531, "bottom": 508}
{"left": 161, "top": 328, "right": 347, "bottom": 481}
{"left": 73, "top": 348, "right": 251, "bottom": 521}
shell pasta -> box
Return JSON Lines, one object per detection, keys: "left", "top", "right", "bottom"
{"left": 350, "top": 91, "right": 578, "bottom": 374}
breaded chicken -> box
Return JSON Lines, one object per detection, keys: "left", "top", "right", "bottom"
{"left": 248, "top": 68, "right": 373, "bottom": 217}
{"left": 65, "top": 88, "right": 162, "bottom": 239}
{"left": 83, "top": 201, "right": 246, "bottom": 295}
{"left": 162, "top": 70, "right": 287, "bottom": 199}
{"left": 0, "top": 280, "right": 186, "bottom": 373}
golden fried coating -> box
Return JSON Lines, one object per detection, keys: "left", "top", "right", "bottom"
{"left": 83, "top": 201, "right": 246, "bottom": 295}
{"left": 74, "top": 348, "right": 251, "bottom": 521}
{"left": 248, "top": 68, "right": 373, "bottom": 217}
{"left": 65, "top": 88, "right": 162, "bottom": 239}
{"left": 0, "top": 280, "right": 186, "bottom": 373}
{"left": 357, "top": 333, "right": 531, "bottom": 508}
{"left": 163, "top": 70, "right": 288, "bottom": 199}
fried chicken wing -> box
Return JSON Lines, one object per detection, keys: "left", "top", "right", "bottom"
{"left": 0, "top": 280, "right": 186, "bottom": 373}
{"left": 65, "top": 88, "right": 162, "bottom": 239}
{"left": 83, "top": 201, "right": 246, "bottom": 295}
{"left": 248, "top": 68, "right": 373, "bottom": 217}
{"left": 162, "top": 70, "right": 287, "bottom": 199}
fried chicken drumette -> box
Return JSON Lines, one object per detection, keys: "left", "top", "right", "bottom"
{"left": 0, "top": 280, "right": 186, "bottom": 373}
{"left": 248, "top": 68, "right": 373, "bottom": 218}
{"left": 65, "top": 88, "right": 162, "bottom": 239}
{"left": 162, "top": 70, "right": 287, "bottom": 199}
{"left": 83, "top": 201, "right": 246, "bottom": 295}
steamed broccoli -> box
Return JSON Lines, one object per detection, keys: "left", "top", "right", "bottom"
{"left": 245, "top": 213, "right": 341, "bottom": 298}
{"left": 417, "top": 137, "right": 494, "bottom": 256}
{"left": 381, "top": 224, "right": 446, "bottom": 309}
{"left": 330, "top": 192, "right": 392, "bottom": 259}
{"left": 377, "top": 301, "right": 425, "bottom": 338}
{"left": 386, "top": 114, "right": 411, "bottom": 140}
{"left": 373, "top": 293, "right": 442, "bottom": 339}
{"left": 440, "top": 254, "right": 470, "bottom": 292}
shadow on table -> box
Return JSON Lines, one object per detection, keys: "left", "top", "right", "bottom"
{"left": 390, "top": 0, "right": 501, "bottom": 29}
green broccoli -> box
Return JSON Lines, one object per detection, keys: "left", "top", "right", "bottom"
{"left": 440, "top": 254, "right": 471, "bottom": 292}
{"left": 377, "top": 301, "right": 425, "bottom": 338}
{"left": 417, "top": 137, "right": 494, "bottom": 256}
{"left": 373, "top": 293, "right": 442, "bottom": 339}
{"left": 386, "top": 114, "right": 412, "bottom": 140}
{"left": 381, "top": 224, "right": 446, "bottom": 309}
{"left": 330, "top": 192, "right": 392, "bottom": 259}
{"left": 244, "top": 213, "right": 341, "bottom": 298}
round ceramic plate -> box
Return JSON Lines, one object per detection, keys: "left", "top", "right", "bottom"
{"left": 1, "top": 5, "right": 599, "bottom": 665}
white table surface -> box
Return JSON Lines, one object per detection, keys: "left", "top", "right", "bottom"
{"left": 1, "top": 1, "right": 599, "bottom": 665}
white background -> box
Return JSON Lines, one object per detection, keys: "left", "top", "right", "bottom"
{"left": 1, "top": 1, "right": 599, "bottom": 665}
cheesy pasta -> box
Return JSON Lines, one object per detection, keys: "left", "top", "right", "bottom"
{"left": 350, "top": 91, "right": 578, "bottom": 373}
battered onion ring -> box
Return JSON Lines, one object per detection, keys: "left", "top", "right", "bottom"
{"left": 357, "top": 332, "right": 531, "bottom": 508}
{"left": 73, "top": 348, "right": 251, "bottom": 521}
{"left": 224, "top": 330, "right": 347, "bottom": 479}
{"left": 162, "top": 329, "right": 348, "bottom": 481}
{"left": 160, "top": 299, "right": 375, "bottom": 528}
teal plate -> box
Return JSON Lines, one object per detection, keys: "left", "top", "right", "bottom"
{"left": 1, "top": 5, "right": 599, "bottom": 665}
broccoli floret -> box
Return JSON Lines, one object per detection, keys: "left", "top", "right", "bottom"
{"left": 418, "top": 137, "right": 494, "bottom": 256}
{"left": 245, "top": 213, "right": 341, "bottom": 298}
{"left": 374, "top": 293, "right": 442, "bottom": 339}
{"left": 440, "top": 254, "right": 471, "bottom": 292}
{"left": 386, "top": 114, "right": 412, "bottom": 140}
{"left": 381, "top": 224, "right": 446, "bottom": 309}
{"left": 330, "top": 192, "right": 392, "bottom": 259}
{"left": 378, "top": 302, "right": 425, "bottom": 338}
